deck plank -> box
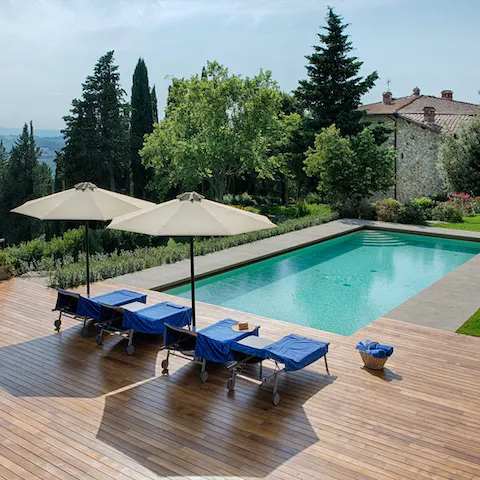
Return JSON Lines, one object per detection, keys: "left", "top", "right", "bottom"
{"left": 1, "top": 278, "right": 480, "bottom": 479}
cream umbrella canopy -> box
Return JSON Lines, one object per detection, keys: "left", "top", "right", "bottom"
{"left": 11, "top": 182, "right": 155, "bottom": 295}
{"left": 108, "top": 192, "right": 276, "bottom": 326}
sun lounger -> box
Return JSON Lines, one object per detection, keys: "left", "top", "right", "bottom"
{"left": 227, "top": 334, "right": 330, "bottom": 405}
{"left": 53, "top": 288, "right": 147, "bottom": 336}
{"left": 162, "top": 318, "right": 259, "bottom": 382}
{"left": 96, "top": 301, "right": 192, "bottom": 355}
{"left": 53, "top": 288, "right": 81, "bottom": 330}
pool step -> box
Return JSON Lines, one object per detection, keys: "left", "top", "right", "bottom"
{"left": 348, "top": 231, "right": 407, "bottom": 247}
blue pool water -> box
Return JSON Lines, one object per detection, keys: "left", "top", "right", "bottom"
{"left": 166, "top": 231, "right": 480, "bottom": 335}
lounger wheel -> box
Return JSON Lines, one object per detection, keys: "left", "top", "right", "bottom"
{"left": 125, "top": 345, "right": 135, "bottom": 356}
{"left": 95, "top": 334, "right": 103, "bottom": 345}
{"left": 200, "top": 371, "right": 208, "bottom": 383}
{"left": 227, "top": 378, "right": 235, "bottom": 391}
{"left": 161, "top": 359, "right": 169, "bottom": 374}
{"left": 81, "top": 327, "right": 89, "bottom": 337}
{"left": 272, "top": 393, "right": 280, "bottom": 406}
{"left": 54, "top": 319, "right": 61, "bottom": 331}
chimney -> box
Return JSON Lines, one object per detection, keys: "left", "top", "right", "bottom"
{"left": 423, "top": 106, "right": 436, "bottom": 123}
{"left": 382, "top": 91, "right": 393, "bottom": 105}
{"left": 441, "top": 90, "right": 453, "bottom": 100}
{"left": 412, "top": 86, "right": 420, "bottom": 96}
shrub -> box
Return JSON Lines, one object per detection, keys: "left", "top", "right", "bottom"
{"left": 394, "top": 202, "right": 427, "bottom": 225}
{"left": 304, "top": 192, "right": 324, "bottom": 204}
{"left": 0, "top": 266, "right": 11, "bottom": 281}
{"left": 358, "top": 199, "right": 377, "bottom": 220}
{"left": 431, "top": 203, "right": 464, "bottom": 223}
{"left": 223, "top": 192, "right": 257, "bottom": 207}
{"left": 297, "top": 201, "right": 309, "bottom": 217}
{"left": 229, "top": 205, "right": 261, "bottom": 215}
{"left": 375, "top": 198, "right": 401, "bottom": 222}
{"left": 447, "top": 193, "right": 480, "bottom": 215}
{"left": 411, "top": 197, "right": 433, "bottom": 210}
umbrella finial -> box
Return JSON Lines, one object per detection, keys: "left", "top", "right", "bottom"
{"left": 177, "top": 192, "right": 205, "bottom": 202}
{"left": 75, "top": 182, "right": 97, "bottom": 192}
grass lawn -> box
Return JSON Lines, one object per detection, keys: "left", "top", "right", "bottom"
{"left": 430, "top": 214, "right": 480, "bottom": 232}
{"left": 457, "top": 308, "right": 480, "bottom": 337}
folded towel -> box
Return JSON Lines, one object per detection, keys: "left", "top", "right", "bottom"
{"left": 165, "top": 302, "right": 185, "bottom": 310}
{"left": 355, "top": 339, "right": 371, "bottom": 352}
{"left": 366, "top": 348, "right": 387, "bottom": 358}
{"left": 373, "top": 343, "right": 394, "bottom": 356}
{"left": 356, "top": 339, "right": 394, "bottom": 357}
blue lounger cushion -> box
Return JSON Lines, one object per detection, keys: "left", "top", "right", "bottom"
{"left": 122, "top": 302, "right": 192, "bottom": 335}
{"left": 76, "top": 290, "right": 147, "bottom": 319}
{"left": 195, "top": 318, "right": 259, "bottom": 363}
{"left": 232, "top": 334, "right": 329, "bottom": 372}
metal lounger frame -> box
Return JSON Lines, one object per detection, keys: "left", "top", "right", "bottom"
{"left": 161, "top": 323, "right": 209, "bottom": 382}
{"left": 52, "top": 290, "right": 81, "bottom": 331}
{"left": 226, "top": 350, "right": 330, "bottom": 406}
{"left": 96, "top": 304, "right": 136, "bottom": 355}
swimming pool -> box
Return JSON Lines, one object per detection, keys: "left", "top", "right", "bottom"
{"left": 166, "top": 230, "right": 480, "bottom": 335}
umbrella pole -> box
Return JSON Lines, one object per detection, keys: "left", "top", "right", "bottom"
{"left": 85, "top": 220, "right": 91, "bottom": 297}
{"left": 190, "top": 236, "right": 196, "bottom": 328}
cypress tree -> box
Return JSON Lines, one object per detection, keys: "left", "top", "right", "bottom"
{"left": 130, "top": 58, "right": 154, "bottom": 198}
{"left": 296, "top": 7, "right": 378, "bottom": 140}
{"left": 151, "top": 85, "right": 158, "bottom": 124}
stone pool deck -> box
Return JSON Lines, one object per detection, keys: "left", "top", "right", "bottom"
{"left": 112, "top": 219, "right": 480, "bottom": 333}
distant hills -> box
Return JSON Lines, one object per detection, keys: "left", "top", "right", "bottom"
{"left": 0, "top": 128, "right": 65, "bottom": 172}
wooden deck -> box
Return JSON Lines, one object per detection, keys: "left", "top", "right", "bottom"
{"left": 1, "top": 278, "right": 480, "bottom": 480}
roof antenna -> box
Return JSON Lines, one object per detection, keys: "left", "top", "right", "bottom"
{"left": 387, "top": 79, "right": 391, "bottom": 92}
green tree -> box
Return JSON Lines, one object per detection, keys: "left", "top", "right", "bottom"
{"left": 296, "top": 7, "right": 378, "bottom": 142}
{"left": 438, "top": 113, "right": 480, "bottom": 194}
{"left": 0, "top": 123, "right": 53, "bottom": 243}
{"left": 141, "top": 61, "right": 300, "bottom": 200}
{"left": 151, "top": 85, "right": 159, "bottom": 123}
{"left": 0, "top": 140, "right": 7, "bottom": 179}
{"left": 304, "top": 125, "right": 395, "bottom": 205}
{"left": 58, "top": 51, "right": 129, "bottom": 192}
{"left": 130, "top": 58, "right": 154, "bottom": 198}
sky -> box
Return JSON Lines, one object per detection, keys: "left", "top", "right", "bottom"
{"left": 0, "top": 0, "right": 479, "bottom": 131}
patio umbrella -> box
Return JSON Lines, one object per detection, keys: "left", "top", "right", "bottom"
{"left": 108, "top": 191, "right": 276, "bottom": 327}
{"left": 11, "top": 182, "right": 155, "bottom": 296}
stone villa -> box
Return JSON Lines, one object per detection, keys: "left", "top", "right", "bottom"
{"left": 359, "top": 88, "right": 478, "bottom": 201}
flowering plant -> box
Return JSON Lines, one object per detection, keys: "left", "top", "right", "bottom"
{"left": 446, "top": 193, "right": 480, "bottom": 214}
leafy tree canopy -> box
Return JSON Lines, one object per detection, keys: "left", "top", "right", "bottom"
{"left": 304, "top": 125, "right": 395, "bottom": 204}
{"left": 438, "top": 113, "right": 480, "bottom": 195}
{"left": 141, "top": 61, "right": 301, "bottom": 200}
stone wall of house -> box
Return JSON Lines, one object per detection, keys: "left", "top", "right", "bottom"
{"left": 395, "top": 118, "right": 445, "bottom": 201}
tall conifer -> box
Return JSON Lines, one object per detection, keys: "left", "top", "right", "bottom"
{"left": 130, "top": 58, "right": 154, "bottom": 197}
{"left": 296, "top": 8, "right": 378, "bottom": 140}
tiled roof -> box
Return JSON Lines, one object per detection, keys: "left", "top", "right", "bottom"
{"left": 359, "top": 94, "right": 478, "bottom": 115}
{"left": 359, "top": 93, "right": 478, "bottom": 133}
{"left": 357, "top": 96, "right": 416, "bottom": 114}
{"left": 399, "top": 113, "right": 474, "bottom": 133}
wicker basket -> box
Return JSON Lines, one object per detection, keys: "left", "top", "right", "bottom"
{"left": 359, "top": 341, "right": 389, "bottom": 370}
